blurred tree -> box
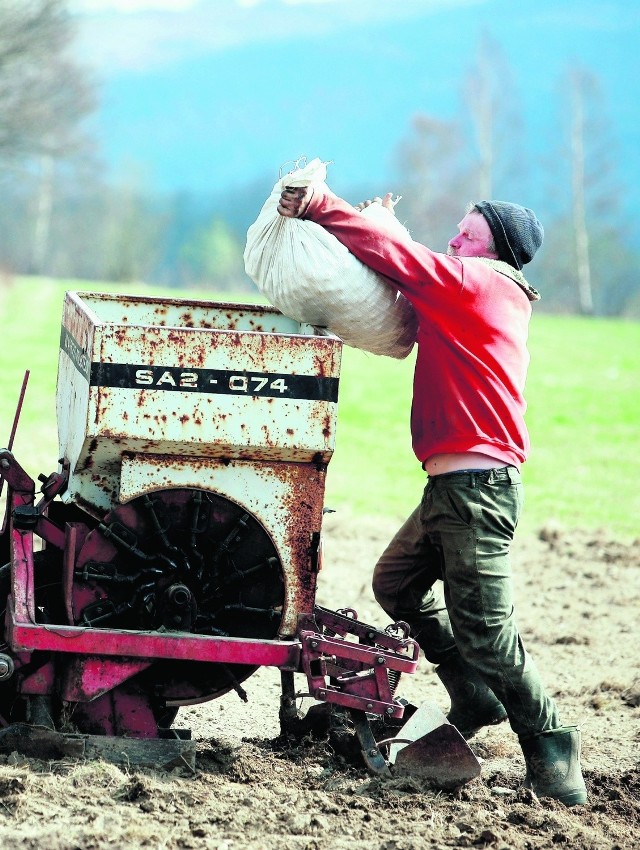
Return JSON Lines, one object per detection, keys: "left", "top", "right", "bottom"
{"left": 392, "top": 33, "right": 526, "bottom": 252}
{"left": 180, "top": 217, "right": 251, "bottom": 291}
{"left": 102, "top": 178, "right": 165, "bottom": 284}
{"left": 391, "top": 45, "right": 638, "bottom": 318}
{"left": 539, "top": 65, "right": 631, "bottom": 316}
{"left": 0, "top": 0, "right": 95, "bottom": 164}
{"left": 569, "top": 68, "right": 594, "bottom": 315}
{"left": 392, "top": 114, "right": 471, "bottom": 251}
{"left": 463, "top": 32, "right": 525, "bottom": 200}
{"left": 0, "top": 0, "right": 97, "bottom": 275}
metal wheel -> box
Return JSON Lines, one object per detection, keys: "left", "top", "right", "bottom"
{"left": 72, "top": 488, "right": 285, "bottom": 706}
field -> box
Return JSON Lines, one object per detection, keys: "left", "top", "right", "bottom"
{"left": 0, "top": 277, "right": 638, "bottom": 849}
{"left": 1, "top": 277, "right": 638, "bottom": 539}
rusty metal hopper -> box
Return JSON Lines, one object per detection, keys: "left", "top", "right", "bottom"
{"left": 57, "top": 292, "right": 341, "bottom": 512}
{"left": 56, "top": 291, "right": 342, "bottom": 637}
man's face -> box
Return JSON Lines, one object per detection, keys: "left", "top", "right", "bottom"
{"left": 447, "top": 211, "right": 498, "bottom": 259}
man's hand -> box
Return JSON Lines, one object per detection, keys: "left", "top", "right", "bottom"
{"left": 278, "top": 185, "right": 314, "bottom": 218}
{"left": 355, "top": 192, "right": 400, "bottom": 215}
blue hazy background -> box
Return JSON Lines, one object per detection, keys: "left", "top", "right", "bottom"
{"left": 72, "top": 0, "right": 638, "bottom": 214}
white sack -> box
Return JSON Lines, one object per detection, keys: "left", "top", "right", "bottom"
{"left": 243, "top": 158, "right": 418, "bottom": 359}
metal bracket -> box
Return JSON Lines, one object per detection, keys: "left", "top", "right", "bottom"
{"left": 12, "top": 505, "right": 39, "bottom": 530}
{"left": 350, "top": 709, "right": 391, "bottom": 776}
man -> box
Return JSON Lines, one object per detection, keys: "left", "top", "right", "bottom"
{"left": 278, "top": 185, "right": 587, "bottom": 807}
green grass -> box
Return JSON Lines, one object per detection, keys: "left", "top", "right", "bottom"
{"left": 328, "top": 314, "right": 640, "bottom": 541}
{"left": 1, "top": 278, "right": 638, "bottom": 541}
{"left": 523, "top": 315, "right": 639, "bottom": 539}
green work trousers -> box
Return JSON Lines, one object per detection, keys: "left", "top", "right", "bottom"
{"left": 372, "top": 466, "right": 560, "bottom": 736}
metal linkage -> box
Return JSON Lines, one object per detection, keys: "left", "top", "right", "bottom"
{"left": 0, "top": 451, "right": 68, "bottom": 552}
{"left": 298, "top": 606, "right": 420, "bottom": 719}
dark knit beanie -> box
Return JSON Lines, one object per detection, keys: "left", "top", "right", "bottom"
{"left": 474, "top": 200, "right": 543, "bottom": 270}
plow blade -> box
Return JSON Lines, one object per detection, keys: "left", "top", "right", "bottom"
{"left": 386, "top": 701, "right": 481, "bottom": 789}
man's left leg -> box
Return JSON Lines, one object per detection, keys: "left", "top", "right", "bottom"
{"left": 423, "top": 467, "right": 586, "bottom": 805}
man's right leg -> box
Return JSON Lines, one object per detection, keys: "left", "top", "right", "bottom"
{"left": 372, "top": 505, "right": 507, "bottom": 737}
{"left": 372, "top": 505, "right": 455, "bottom": 661}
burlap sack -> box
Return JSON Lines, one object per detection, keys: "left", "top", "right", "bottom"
{"left": 243, "top": 159, "right": 417, "bottom": 359}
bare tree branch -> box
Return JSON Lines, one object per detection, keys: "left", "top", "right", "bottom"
{"left": 0, "top": 0, "right": 96, "bottom": 165}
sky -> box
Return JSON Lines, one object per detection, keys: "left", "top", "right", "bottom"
{"left": 68, "top": 0, "right": 639, "bottom": 214}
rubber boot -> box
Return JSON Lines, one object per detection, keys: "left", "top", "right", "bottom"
{"left": 520, "top": 726, "right": 587, "bottom": 806}
{"left": 436, "top": 656, "right": 507, "bottom": 739}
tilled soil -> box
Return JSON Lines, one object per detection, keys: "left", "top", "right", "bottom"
{"left": 0, "top": 513, "right": 638, "bottom": 850}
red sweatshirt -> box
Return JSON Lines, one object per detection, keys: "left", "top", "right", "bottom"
{"left": 302, "top": 190, "right": 535, "bottom": 468}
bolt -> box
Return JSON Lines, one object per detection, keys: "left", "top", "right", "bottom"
{"left": 368, "top": 748, "right": 379, "bottom": 758}
{"left": 386, "top": 706, "right": 394, "bottom": 715}
{"left": 309, "top": 639, "right": 319, "bottom": 649}
{"left": 366, "top": 703, "right": 373, "bottom": 710}
{"left": 377, "top": 656, "right": 386, "bottom": 665}
{"left": 0, "top": 655, "right": 14, "bottom": 680}
{"left": 167, "top": 584, "right": 191, "bottom": 608}
{"left": 0, "top": 459, "right": 9, "bottom": 470}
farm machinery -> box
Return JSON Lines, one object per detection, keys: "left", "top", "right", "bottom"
{"left": 0, "top": 291, "right": 479, "bottom": 786}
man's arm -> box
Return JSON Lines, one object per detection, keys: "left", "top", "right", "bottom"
{"left": 278, "top": 186, "right": 464, "bottom": 303}
{"left": 278, "top": 186, "right": 398, "bottom": 217}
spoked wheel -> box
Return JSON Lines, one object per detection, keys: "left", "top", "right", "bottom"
{"left": 68, "top": 488, "right": 285, "bottom": 733}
